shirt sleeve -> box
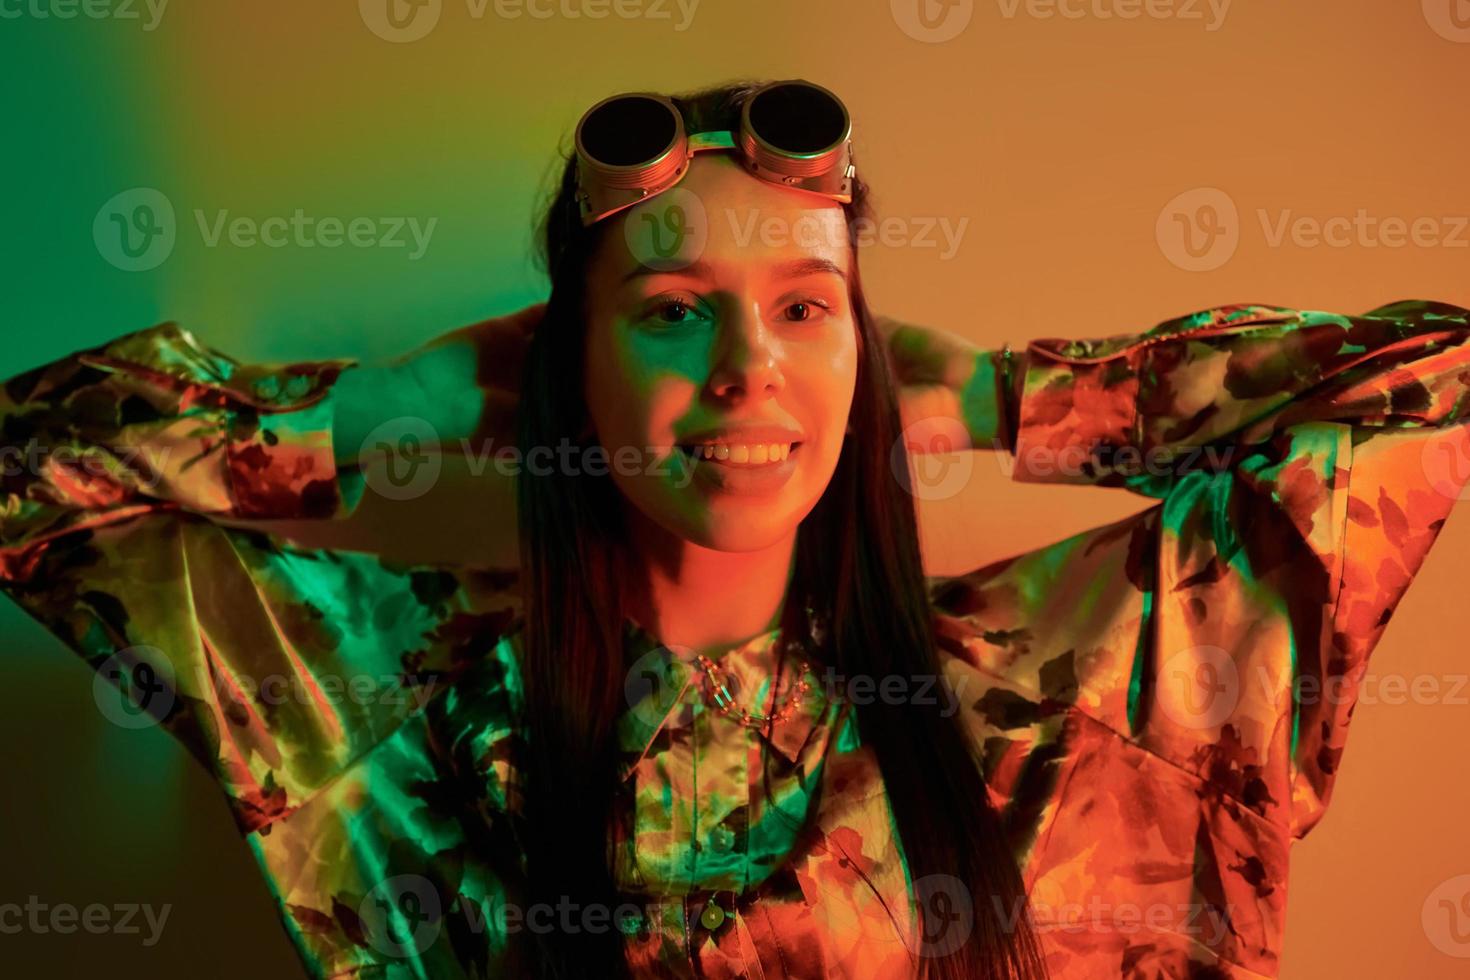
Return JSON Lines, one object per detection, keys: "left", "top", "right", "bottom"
{"left": 924, "top": 299, "right": 1470, "bottom": 975}
{"left": 0, "top": 320, "right": 369, "bottom": 582}
{"left": 1004, "top": 299, "right": 1470, "bottom": 494}
{"left": 1012, "top": 298, "right": 1470, "bottom": 826}
{"left": 0, "top": 322, "right": 529, "bottom": 975}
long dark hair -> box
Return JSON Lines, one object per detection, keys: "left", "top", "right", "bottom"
{"left": 512, "top": 80, "right": 1045, "bottom": 979}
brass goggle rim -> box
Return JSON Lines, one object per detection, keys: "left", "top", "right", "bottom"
{"left": 573, "top": 79, "right": 855, "bottom": 227}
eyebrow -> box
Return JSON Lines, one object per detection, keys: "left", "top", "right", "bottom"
{"left": 620, "top": 257, "right": 848, "bottom": 285}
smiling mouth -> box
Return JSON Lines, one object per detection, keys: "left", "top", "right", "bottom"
{"left": 676, "top": 442, "right": 801, "bottom": 466}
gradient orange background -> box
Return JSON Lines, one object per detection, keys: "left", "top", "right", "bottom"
{"left": 2, "top": 1, "right": 1468, "bottom": 976}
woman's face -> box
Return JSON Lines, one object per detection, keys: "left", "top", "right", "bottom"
{"left": 583, "top": 153, "right": 860, "bottom": 553}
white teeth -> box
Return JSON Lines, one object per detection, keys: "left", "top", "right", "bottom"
{"left": 686, "top": 442, "right": 795, "bottom": 464}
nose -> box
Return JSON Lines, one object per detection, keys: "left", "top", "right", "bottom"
{"left": 708, "top": 304, "right": 785, "bottom": 401}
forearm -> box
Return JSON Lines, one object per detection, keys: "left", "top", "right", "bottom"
{"left": 881, "top": 316, "right": 1019, "bottom": 452}
{"left": 330, "top": 303, "right": 542, "bottom": 466}
{"left": 330, "top": 338, "right": 485, "bottom": 467}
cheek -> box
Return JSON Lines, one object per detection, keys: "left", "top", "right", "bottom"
{"left": 810, "top": 337, "right": 860, "bottom": 427}
{"left": 786, "top": 342, "right": 859, "bottom": 479}
{"left": 585, "top": 347, "right": 694, "bottom": 448}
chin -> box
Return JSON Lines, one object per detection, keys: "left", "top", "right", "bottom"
{"left": 668, "top": 510, "right": 799, "bottom": 553}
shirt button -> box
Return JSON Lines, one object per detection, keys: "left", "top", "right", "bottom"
{"left": 699, "top": 900, "right": 726, "bottom": 931}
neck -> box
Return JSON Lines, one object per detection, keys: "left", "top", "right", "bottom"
{"left": 623, "top": 509, "right": 797, "bottom": 660}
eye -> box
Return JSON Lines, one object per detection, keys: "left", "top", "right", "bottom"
{"left": 780, "top": 299, "right": 832, "bottom": 323}
{"left": 641, "top": 294, "right": 708, "bottom": 327}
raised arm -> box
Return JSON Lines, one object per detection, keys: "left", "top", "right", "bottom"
{"left": 1, "top": 313, "right": 540, "bottom": 976}
{"left": 884, "top": 299, "right": 1470, "bottom": 495}
{"left": 915, "top": 301, "right": 1470, "bottom": 974}
{"left": 330, "top": 300, "right": 543, "bottom": 464}
{"left": 1, "top": 305, "right": 542, "bottom": 581}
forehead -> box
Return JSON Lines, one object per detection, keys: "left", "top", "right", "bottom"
{"left": 600, "top": 153, "right": 852, "bottom": 282}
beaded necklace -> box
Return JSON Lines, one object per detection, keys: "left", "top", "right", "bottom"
{"left": 691, "top": 602, "right": 825, "bottom": 737}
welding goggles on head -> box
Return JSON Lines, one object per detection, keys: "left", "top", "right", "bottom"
{"left": 573, "top": 78, "right": 855, "bottom": 227}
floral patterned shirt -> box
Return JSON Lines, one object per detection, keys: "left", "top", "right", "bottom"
{"left": 2, "top": 299, "right": 1468, "bottom": 978}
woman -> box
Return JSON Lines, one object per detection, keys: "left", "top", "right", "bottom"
{"left": 2, "top": 78, "right": 1468, "bottom": 979}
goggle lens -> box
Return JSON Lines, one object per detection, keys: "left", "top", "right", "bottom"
{"left": 746, "top": 82, "right": 848, "bottom": 156}
{"left": 578, "top": 95, "right": 678, "bottom": 168}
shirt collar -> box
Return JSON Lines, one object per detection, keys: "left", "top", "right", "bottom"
{"left": 615, "top": 617, "right": 828, "bottom": 780}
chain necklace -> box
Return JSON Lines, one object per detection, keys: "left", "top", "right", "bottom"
{"left": 681, "top": 605, "right": 826, "bottom": 934}
{"left": 691, "top": 603, "right": 824, "bottom": 736}
{"left": 694, "top": 653, "right": 812, "bottom": 734}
